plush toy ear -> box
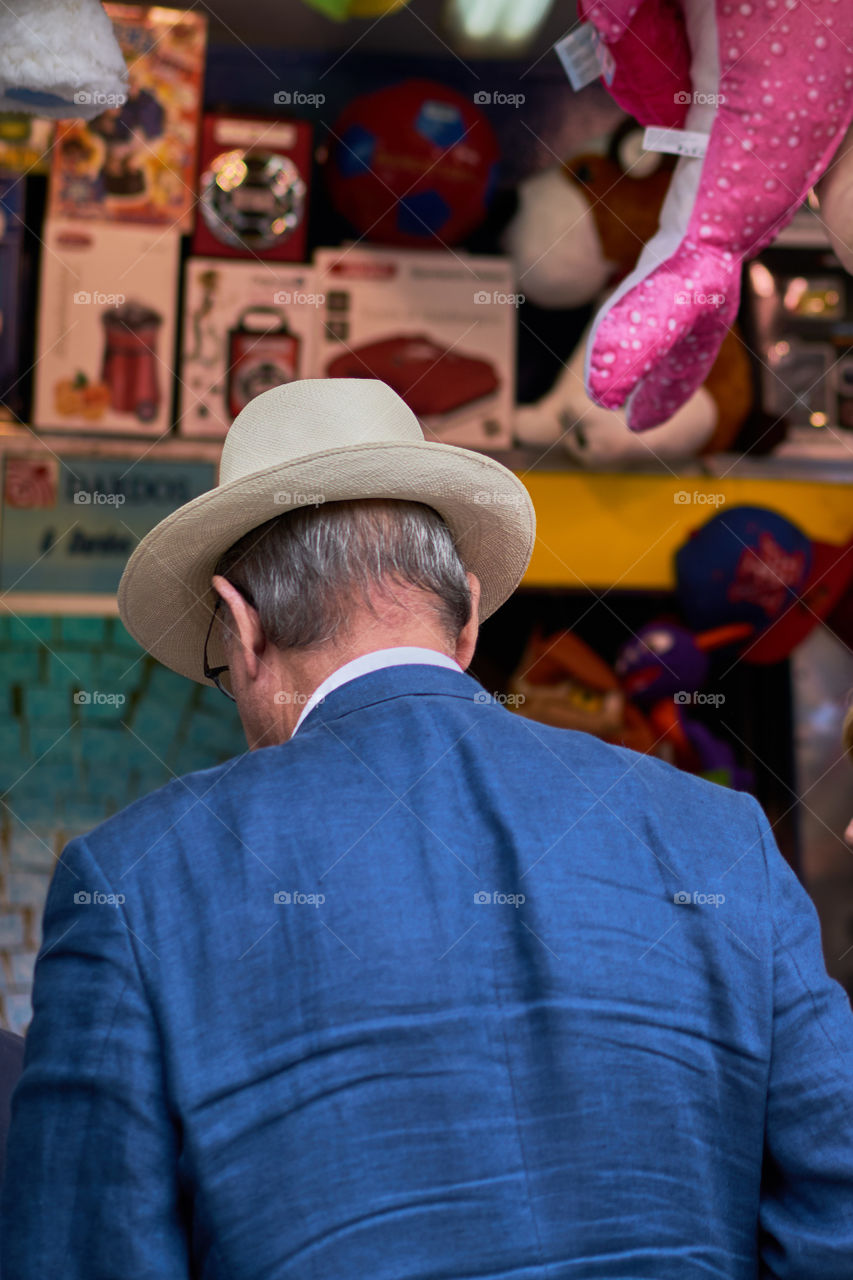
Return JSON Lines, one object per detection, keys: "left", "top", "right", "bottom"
{"left": 583, "top": 0, "right": 853, "bottom": 431}
{"left": 607, "top": 119, "right": 667, "bottom": 178}
{"left": 0, "top": 0, "right": 127, "bottom": 120}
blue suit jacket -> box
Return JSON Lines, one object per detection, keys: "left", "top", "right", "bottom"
{"left": 0, "top": 1031, "right": 23, "bottom": 1188}
{"left": 0, "top": 1028, "right": 24, "bottom": 1280}
{"left": 3, "top": 664, "right": 853, "bottom": 1279}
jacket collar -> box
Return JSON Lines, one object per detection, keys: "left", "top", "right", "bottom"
{"left": 292, "top": 646, "right": 461, "bottom": 735}
{"left": 293, "top": 662, "right": 487, "bottom": 737}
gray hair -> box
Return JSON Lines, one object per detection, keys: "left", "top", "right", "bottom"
{"left": 213, "top": 498, "right": 472, "bottom": 651}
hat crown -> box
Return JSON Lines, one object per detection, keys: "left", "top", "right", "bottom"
{"left": 219, "top": 378, "right": 424, "bottom": 485}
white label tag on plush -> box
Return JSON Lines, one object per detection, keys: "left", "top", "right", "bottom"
{"left": 595, "top": 34, "right": 615, "bottom": 85}
{"left": 555, "top": 23, "right": 614, "bottom": 90}
{"left": 643, "top": 126, "right": 710, "bottom": 158}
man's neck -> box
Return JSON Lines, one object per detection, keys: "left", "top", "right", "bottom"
{"left": 274, "top": 630, "right": 456, "bottom": 740}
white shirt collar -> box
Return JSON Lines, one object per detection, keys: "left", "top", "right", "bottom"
{"left": 291, "top": 646, "right": 463, "bottom": 737}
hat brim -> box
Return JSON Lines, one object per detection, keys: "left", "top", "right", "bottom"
{"left": 741, "top": 537, "right": 853, "bottom": 665}
{"left": 117, "top": 438, "right": 536, "bottom": 683}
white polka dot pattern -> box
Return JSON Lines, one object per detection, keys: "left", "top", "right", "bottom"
{"left": 582, "top": 0, "right": 853, "bottom": 430}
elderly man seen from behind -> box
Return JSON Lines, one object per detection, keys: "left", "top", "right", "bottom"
{"left": 4, "top": 378, "right": 853, "bottom": 1280}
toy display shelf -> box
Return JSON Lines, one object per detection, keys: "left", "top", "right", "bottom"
{"left": 0, "top": 426, "right": 850, "bottom": 607}
{"left": 0, "top": 428, "right": 223, "bottom": 616}
{"left": 507, "top": 451, "right": 853, "bottom": 592}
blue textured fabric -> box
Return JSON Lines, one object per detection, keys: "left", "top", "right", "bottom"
{"left": 0, "top": 1031, "right": 23, "bottom": 1189}
{"left": 3, "top": 663, "right": 853, "bottom": 1279}
{"left": 0, "top": 1028, "right": 24, "bottom": 1280}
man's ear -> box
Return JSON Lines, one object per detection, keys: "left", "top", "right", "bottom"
{"left": 211, "top": 574, "right": 265, "bottom": 679}
{"left": 455, "top": 573, "right": 481, "bottom": 671}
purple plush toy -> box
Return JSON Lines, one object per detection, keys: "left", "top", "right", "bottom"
{"left": 615, "top": 619, "right": 753, "bottom": 790}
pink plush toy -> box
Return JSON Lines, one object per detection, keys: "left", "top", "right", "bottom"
{"left": 579, "top": 0, "right": 853, "bottom": 430}
{"left": 579, "top": 0, "right": 691, "bottom": 128}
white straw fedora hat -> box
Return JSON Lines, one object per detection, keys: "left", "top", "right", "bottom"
{"left": 117, "top": 378, "right": 536, "bottom": 684}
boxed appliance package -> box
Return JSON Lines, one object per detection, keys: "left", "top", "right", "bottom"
{"left": 191, "top": 114, "right": 312, "bottom": 262}
{"left": 49, "top": 5, "right": 207, "bottom": 229}
{"left": 179, "top": 258, "right": 321, "bottom": 437}
{"left": 33, "top": 221, "right": 180, "bottom": 436}
{"left": 312, "top": 246, "right": 516, "bottom": 448}
{"left": 746, "top": 247, "right": 853, "bottom": 457}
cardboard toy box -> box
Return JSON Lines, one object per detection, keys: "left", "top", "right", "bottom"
{"left": 192, "top": 114, "right": 312, "bottom": 262}
{"left": 179, "top": 258, "right": 321, "bottom": 437}
{"left": 49, "top": 5, "right": 206, "bottom": 229}
{"left": 311, "top": 247, "right": 516, "bottom": 448}
{"left": 33, "top": 221, "right": 180, "bottom": 436}
{"left": 0, "top": 113, "right": 55, "bottom": 175}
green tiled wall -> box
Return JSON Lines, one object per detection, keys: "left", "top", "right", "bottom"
{"left": 0, "top": 614, "right": 246, "bottom": 1035}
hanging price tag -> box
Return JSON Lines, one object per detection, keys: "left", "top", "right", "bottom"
{"left": 643, "top": 126, "right": 710, "bottom": 159}
{"left": 555, "top": 23, "right": 615, "bottom": 91}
